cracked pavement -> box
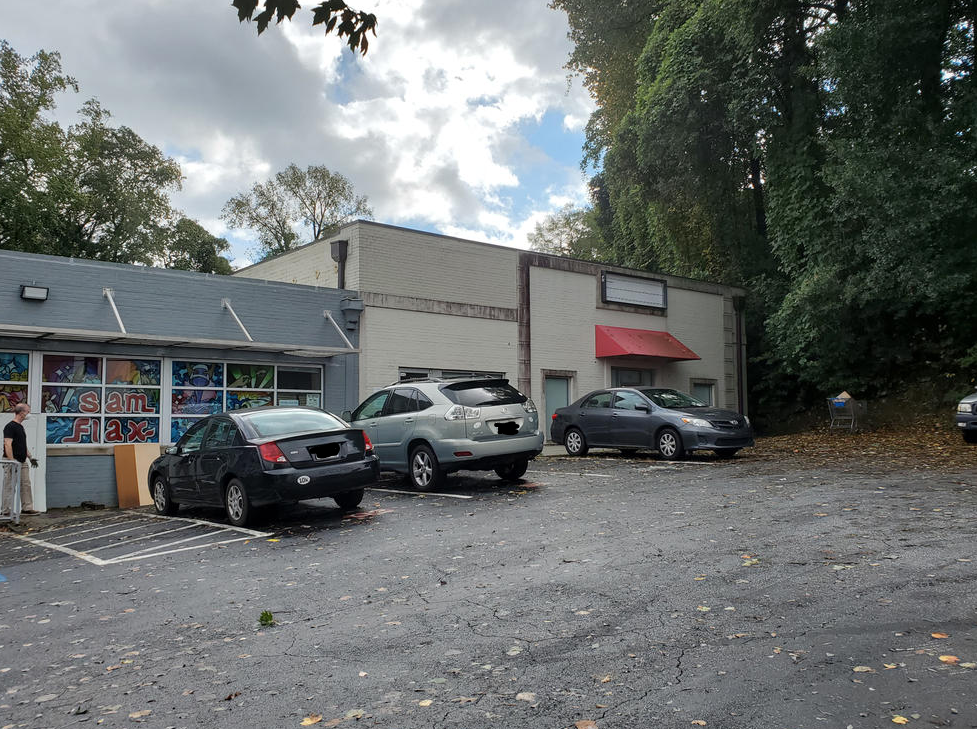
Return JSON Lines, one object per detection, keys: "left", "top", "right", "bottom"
{"left": 1, "top": 451, "right": 976, "bottom": 728}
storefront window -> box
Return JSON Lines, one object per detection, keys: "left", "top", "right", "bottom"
{"left": 0, "top": 352, "right": 30, "bottom": 412}
{"left": 42, "top": 355, "right": 161, "bottom": 444}
{"left": 169, "top": 361, "right": 323, "bottom": 441}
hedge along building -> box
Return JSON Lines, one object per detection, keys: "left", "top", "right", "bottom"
{"left": 0, "top": 250, "right": 362, "bottom": 510}
{"left": 235, "top": 220, "right": 749, "bottom": 439}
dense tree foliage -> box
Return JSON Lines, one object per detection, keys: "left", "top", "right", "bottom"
{"left": 221, "top": 163, "right": 372, "bottom": 260}
{"left": 0, "top": 41, "right": 231, "bottom": 273}
{"left": 550, "top": 0, "right": 977, "bottom": 415}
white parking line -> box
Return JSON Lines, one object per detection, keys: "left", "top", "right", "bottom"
{"left": 368, "top": 487, "right": 473, "bottom": 499}
{"left": 5, "top": 511, "right": 273, "bottom": 565}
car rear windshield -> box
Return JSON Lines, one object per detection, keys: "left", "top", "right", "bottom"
{"left": 441, "top": 380, "right": 527, "bottom": 407}
{"left": 638, "top": 388, "right": 707, "bottom": 409}
{"left": 242, "top": 409, "right": 345, "bottom": 438}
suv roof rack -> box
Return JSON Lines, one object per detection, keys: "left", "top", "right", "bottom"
{"left": 384, "top": 374, "right": 506, "bottom": 388}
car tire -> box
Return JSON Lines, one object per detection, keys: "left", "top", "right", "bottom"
{"left": 564, "top": 428, "right": 588, "bottom": 456}
{"left": 151, "top": 475, "right": 178, "bottom": 516}
{"left": 656, "top": 427, "right": 686, "bottom": 460}
{"left": 334, "top": 488, "right": 365, "bottom": 510}
{"left": 224, "top": 478, "right": 252, "bottom": 527}
{"left": 495, "top": 459, "right": 529, "bottom": 480}
{"left": 713, "top": 448, "right": 740, "bottom": 458}
{"left": 964, "top": 431, "right": 977, "bottom": 444}
{"left": 409, "top": 444, "right": 444, "bottom": 492}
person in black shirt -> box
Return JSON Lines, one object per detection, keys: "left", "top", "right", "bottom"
{"left": 3, "top": 403, "right": 37, "bottom": 514}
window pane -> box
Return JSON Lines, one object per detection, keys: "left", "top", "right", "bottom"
{"left": 352, "top": 391, "right": 388, "bottom": 420}
{"left": 0, "top": 385, "right": 29, "bottom": 413}
{"left": 691, "top": 383, "right": 714, "bottom": 406}
{"left": 0, "top": 353, "right": 29, "bottom": 382}
{"left": 441, "top": 380, "right": 526, "bottom": 406}
{"left": 242, "top": 409, "right": 344, "bottom": 438}
{"left": 276, "top": 392, "right": 321, "bottom": 407}
{"left": 226, "top": 363, "right": 274, "bottom": 390}
{"left": 203, "top": 420, "right": 238, "bottom": 449}
{"left": 171, "top": 417, "right": 202, "bottom": 443}
{"left": 384, "top": 389, "right": 415, "bottom": 415}
{"left": 104, "top": 417, "right": 160, "bottom": 443}
{"left": 227, "top": 391, "right": 274, "bottom": 410}
{"left": 41, "top": 386, "right": 101, "bottom": 414}
{"left": 43, "top": 355, "right": 101, "bottom": 384}
{"left": 46, "top": 416, "right": 100, "bottom": 444}
{"left": 104, "top": 388, "right": 160, "bottom": 414}
{"left": 172, "top": 389, "right": 223, "bottom": 415}
{"left": 172, "top": 361, "right": 223, "bottom": 388}
{"left": 277, "top": 367, "right": 320, "bottom": 390}
{"left": 179, "top": 421, "right": 209, "bottom": 452}
{"left": 583, "top": 392, "right": 612, "bottom": 408}
{"left": 105, "top": 359, "right": 161, "bottom": 386}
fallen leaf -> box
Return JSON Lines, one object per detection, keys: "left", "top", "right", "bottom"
{"left": 959, "top": 662, "right": 976, "bottom": 669}
{"left": 852, "top": 666, "right": 875, "bottom": 673}
{"left": 267, "top": 538, "right": 279, "bottom": 542}
{"left": 224, "top": 691, "right": 241, "bottom": 701}
{"left": 883, "top": 663, "right": 898, "bottom": 669}
{"left": 453, "top": 696, "right": 477, "bottom": 704}
{"left": 358, "top": 671, "right": 367, "bottom": 677}
{"left": 892, "top": 717, "right": 909, "bottom": 725}
{"left": 128, "top": 710, "right": 151, "bottom": 719}
{"left": 418, "top": 700, "right": 433, "bottom": 707}
{"left": 691, "top": 722, "right": 707, "bottom": 726}
{"left": 931, "top": 632, "right": 949, "bottom": 639}
{"left": 939, "top": 655, "right": 960, "bottom": 664}
{"left": 696, "top": 606, "right": 711, "bottom": 612}
{"left": 344, "top": 709, "right": 366, "bottom": 719}
{"left": 600, "top": 675, "right": 612, "bottom": 683}
{"left": 576, "top": 722, "right": 598, "bottom": 729}
{"left": 516, "top": 692, "right": 536, "bottom": 702}
{"left": 300, "top": 715, "right": 322, "bottom": 726}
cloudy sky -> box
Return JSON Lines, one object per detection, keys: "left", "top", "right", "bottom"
{"left": 2, "top": 0, "right": 595, "bottom": 266}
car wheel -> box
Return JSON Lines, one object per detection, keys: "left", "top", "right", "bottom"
{"left": 713, "top": 448, "right": 740, "bottom": 458}
{"left": 964, "top": 431, "right": 977, "bottom": 444}
{"left": 656, "top": 427, "right": 686, "bottom": 460}
{"left": 564, "top": 427, "right": 589, "bottom": 456}
{"left": 151, "top": 475, "right": 178, "bottom": 516}
{"left": 495, "top": 459, "right": 529, "bottom": 480}
{"left": 224, "top": 478, "right": 251, "bottom": 527}
{"left": 409, "top": 444, "right": 444, "bottom": 491}
{"left": 334, "top": 488, "right": 365, "bottom": 510}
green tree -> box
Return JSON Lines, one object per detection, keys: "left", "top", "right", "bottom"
{"left": 0, "top": 41, "right": 231, "bottom": 271}
{"left": 221, "top": 163, "right": 372, "bottom": 260}
{"left": 157, "top": 217, "right": 233, "bottom": 274}
{"left": 528, "top": 203, "right": 604, "bottom": 261}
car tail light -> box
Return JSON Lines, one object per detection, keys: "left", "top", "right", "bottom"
{"left": 444, "top": 404, "right": 480, "bottom": 421}
{"left": 523, "top": 398, "right": 537, "bottom": 414}
{"left": 551, "top": 413, "right": 558, "bottom": 420}
{"left": 363, "top": 431, "right": 374, "bottom": 453}
{"left": 259, "top": 442, "right": 288, "bottom": 463}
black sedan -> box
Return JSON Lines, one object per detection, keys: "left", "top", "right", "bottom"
{"left": 550, "top": 387, "right": 754, "bottom": 460}
{"left": 148, "top": 407, "right": 379, "bottom": 526}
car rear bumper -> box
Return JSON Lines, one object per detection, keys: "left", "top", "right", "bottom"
{"left": 433, "top": 433, "right": 544, "bottom": 472}
{"left": 248, "top": 456, "right": 380, "bottom": 505}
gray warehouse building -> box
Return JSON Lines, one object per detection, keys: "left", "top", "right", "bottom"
{"left": 0, "top": 250, "right": 363, "bottom": 510}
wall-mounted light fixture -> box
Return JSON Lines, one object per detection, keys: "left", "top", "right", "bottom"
{"left": 20, "top": 284, "right": 49, "bottom": 301}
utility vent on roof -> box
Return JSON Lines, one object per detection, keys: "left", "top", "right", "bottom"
{"left": 601, "top": 272, "right": 667, "bottom": 309}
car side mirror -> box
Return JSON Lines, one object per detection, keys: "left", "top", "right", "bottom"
{"left": 164, "top": 445, "right": 178, "bottom": 455}
{"left": 635, "top": 404, "right": 650, "bottom": 412}
{"left": 341, "top": 410, "right": 352, "bottom": 422}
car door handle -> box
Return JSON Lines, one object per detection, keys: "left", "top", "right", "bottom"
{"left": 404, "top": 418, "right": 414, "bottom": 423}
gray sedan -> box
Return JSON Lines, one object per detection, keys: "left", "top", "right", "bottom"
{"left": 550, "top": 387, "right": 754, "bottom": 459}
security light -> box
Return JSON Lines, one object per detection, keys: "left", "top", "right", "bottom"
{"left": 20, "top": 285, "right": 48, "bottom": 301}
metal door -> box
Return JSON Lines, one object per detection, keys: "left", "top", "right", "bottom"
{"left": 544, "top": 377, "right": 569, "bottom": 441}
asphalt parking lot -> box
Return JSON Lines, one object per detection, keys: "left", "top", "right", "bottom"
{"left": 1, "top": 449, "right": 976, "bottom": 729}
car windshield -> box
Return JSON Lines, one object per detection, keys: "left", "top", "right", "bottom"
{"left": 242, "top": 409, "right": 345, "bottom": 438}
{"left": 442, "top": 380, "right": 527, "bottom": 407}
{"left": 638, "top": 388, "right": 707, "bottom": 409}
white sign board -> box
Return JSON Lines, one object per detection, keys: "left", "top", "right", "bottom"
{"left": 602, "top": 272, "right": 667, "bottom": 309}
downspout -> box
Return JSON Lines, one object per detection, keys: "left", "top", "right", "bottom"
{"left": 733, "top": 295, "right": 746, "bottom": 414}
{"left": 330, "top": 239, "right": 348, "bottom": 289}
{"left": 517, "top": 253, "right": 531, "bottom": 397}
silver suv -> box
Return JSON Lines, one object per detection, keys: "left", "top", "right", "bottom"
{"left": 956, "top": 388, "right": 977, "bottom": 443}
{"left": 344, "top": 377, "right": 544, "bottom": 490}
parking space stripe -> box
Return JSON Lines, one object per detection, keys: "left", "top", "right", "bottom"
{"left": 367, "top": 487, "right": 473, "bottom": 499}
{"left": 5, "top": 511, "right": 273, "bottom": 565}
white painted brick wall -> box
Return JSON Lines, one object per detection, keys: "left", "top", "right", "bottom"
{"left": 358, "top": 307, "right": 518, "bottom": 400}
{"left": 530, "top": 267, "right": 737, "bottom": 408}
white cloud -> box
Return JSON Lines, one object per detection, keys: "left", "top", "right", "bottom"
{"left": 1, "top": 0, "right": 596, "bottom": 264}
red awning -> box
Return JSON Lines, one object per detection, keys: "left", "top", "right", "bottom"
{"left": 594, "top": 325, "right": 700, "bottom": 361}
